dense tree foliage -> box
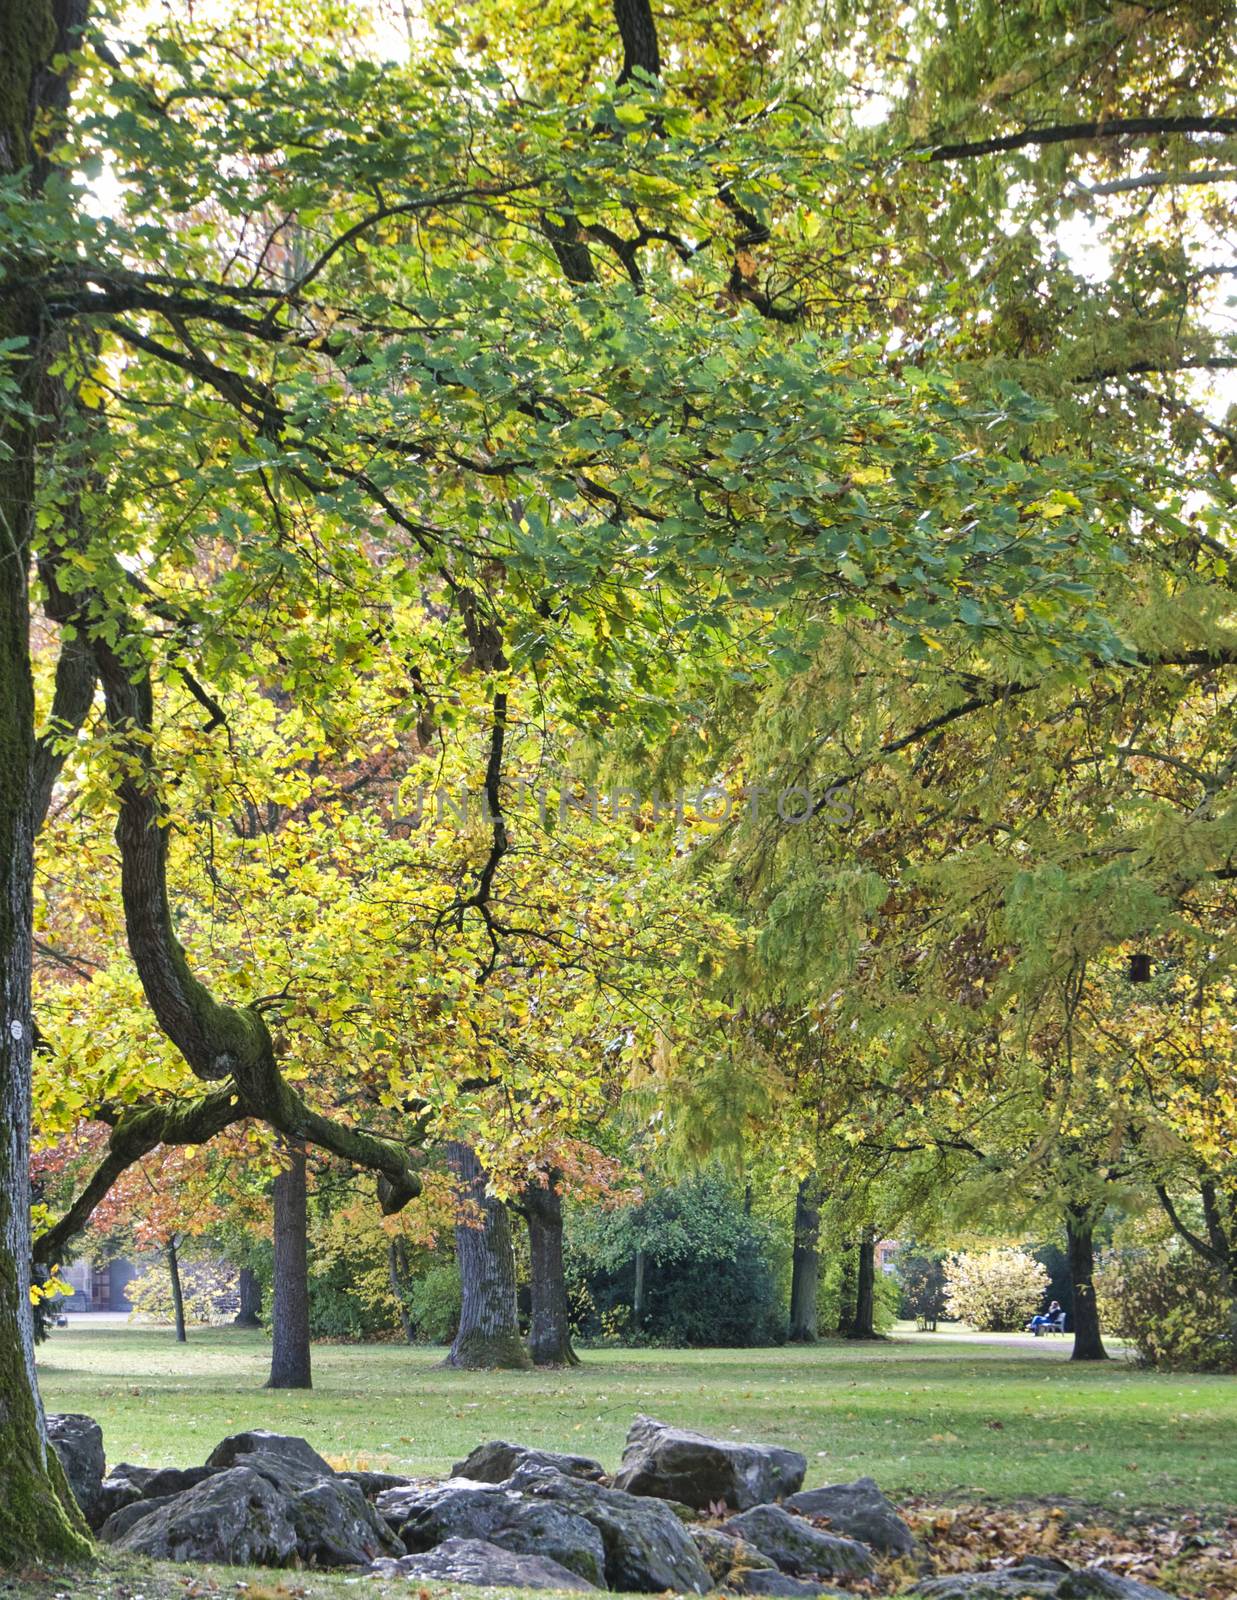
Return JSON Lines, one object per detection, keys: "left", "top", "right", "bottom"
{"left": 1, "top": 0, "right": 1234, "bottom": 1563}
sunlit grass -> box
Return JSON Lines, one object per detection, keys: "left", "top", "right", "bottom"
{"left": 36, "top": 1322, "right": 1235, "bottom": 1510}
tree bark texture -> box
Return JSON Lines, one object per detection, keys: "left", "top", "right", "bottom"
{"left": 446, "top": 1143, "right": 529, "bottom": 1369}
{"left": 0, "top": 0, "right": 94, "bottom": 1565}
{"left": 788, "top": 1177, "right": 821, "bottom": 1342}
{"left": 267, "top": 1144, "right": 312, "bottom": 1389}
{"left": 522, "top": 1176, "right": 579, "bottom": 1366}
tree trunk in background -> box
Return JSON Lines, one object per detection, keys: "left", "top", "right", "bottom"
{"left": 388, "top": 1237, "right": 414, "bottom": 1343}
{"left": 0, "top": 0, "right": 93, "bottom": 1565}
{"left": 167, "top": 1237, "right": 187, "bottom": 1342}
{"left": 835, "top": 1242, "right": 856, "bottom": 1333}
{"left": 788, "top": 1178, "right": 821, "bottom": 1342}
{"left": 446, "top": 1143, "right": 530, "bottom": 1369}
{"left": 233, "top": 1266, "right": 262, "bottom": 1327}
{"left": 1066, "top": 1203, "right": 1108, "bottom": 1362}
{"left": 523, "top": 1177, "right": 579, "bottom": 1366}
{"left": 846, "top": 1230, "right": 879, "bottom": 1340}
{"left": 267, "top": 1143, "right": 312, "bottom": 1388}
{"left": 633, "top": 1248, "right": 646, "bottom": 1327}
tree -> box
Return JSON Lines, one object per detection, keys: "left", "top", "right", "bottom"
{"left": 267, "top": 1143, "right": 312, "bottom": 1389}
{"left": 4, "top": 0, "right": 1233, "bottom": 1563}
{"left": 787, "top": 1176, "right": 821, "bottom": 1342}
{"left": 0, "top": 0, "right": 95, "bottom": 1563}
{"left": 234, "top": 1268, "right": 263, "bottom": 1329}
{"left": 445, "top": 1143, "right": 529, "bottom": 1370}
{"left": 518, "top": 1172, "right": 579, "bottom": 1367}
{"left": 846, "top": 1229, "right": 880, "bottom": 1342}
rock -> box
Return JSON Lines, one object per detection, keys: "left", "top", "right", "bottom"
{"left": 92, "top": 1465, "right": 220, "bottom": 1533}
{"left": 690, "top": 1526, "right": 777, "bottom": 1583}
{"left": 92, "top": 1476, "right": 146, "bottom": 1529}
{"left": 384, "top": 1479, "right": 607, "bottom": 1588}
{"left": 371, "top": 1535, "right": 600, "bottom": 1590}
{"left": 99, "top": 1495, "right": 176, "bottom": 1543}
{"left": 205, "top": 1428, "right": 334, "bottom": 1478}
{"left": 108, "top": 1466, "right": 299, "bottom": 1566}
{"left": 228, "top": 1448, "right": 402, "bottom": 1566}
{"left": 784, "top": 1477, "right": 914, "bottom": 1557}
{"left": 908, "top": 1561, "right": 1181, "bottom": 1600}
{"left": 453, "top": 1440, "right": 607, "bottom": 1484}
{"left": 143, "top": 1464, "right": 220, "bottom": 1499}
{"left": 509, "top": 1462, "right": 712, "bottom": 1594}
{"left": 46, "top": 1412, "right": 105, "bottom": 1523}
{"left": 614, "top": 1415, "right": 806, "bottom": 1512}
{"left": 339, "top": 1469, "right": 418, "bottom": 1499}
{"left": 1060, "top": 1572, "right": 1180, "bottom": 1600}
{"left": 725, "top": 1505, "right": 877, "bottom": 1582}
{"left": 730, "top": 1572, "right": 849, "bottom": 1598}
{"left": 108, "top": 1462, "right": 155, "bottom": 1491}
{"left": 290, "top": 1473, "right": 406, "bottom": 1567}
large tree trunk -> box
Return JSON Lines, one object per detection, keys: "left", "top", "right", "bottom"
{"left": 233, "top": 1265, "right": 262, "bottom": 1328}
{"left": 1066, "top": 1203, "right": 1108, "bottom": 1362}
{"left": 267, "top": 1144, "right": 312, "bottom": 1389}
{"left": 167, "top": 1237, "right": 187, "bottom": 1342}
{"left": 446, "top": 1143, "right": 530, "bottom": 1369}
{"left": 846, "top": 1230, "right": 879, "bottom": 1340}
{"left": 788, "top": 1177, "right": 821, "bottom": 1342}
{"left": 523, "top": 1177, "right": 579, "bottom": 1367}
{"left": 0, "top": 0, "right": 93, "bottom": 1566}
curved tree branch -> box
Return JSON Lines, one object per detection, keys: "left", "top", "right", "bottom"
{"left": 929, "top": 115, "right": 1237, "bottom": 163}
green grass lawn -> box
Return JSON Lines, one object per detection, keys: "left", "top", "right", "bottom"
{"left": 35, "top": 1322, "right": 1237, "bottom": 1512}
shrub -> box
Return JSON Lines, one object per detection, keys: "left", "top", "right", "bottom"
{"left": 127, "top": 1253, "right": 236, "bottom": 1326}
{"left": 568, "top": 1170, "right": 784, "bottom": 1346}
{"left": 1095, "top": 1247, "right": 1234, "bottom": 1372}
{"left": 407, "top": 1261, "right": 461, "bottom": 1344}
{"left": 944, "top": 1247, "right": 1049, "bottom": 1331}
{"left": 895, "top": 1246, "right": 948, "bottom": 1330}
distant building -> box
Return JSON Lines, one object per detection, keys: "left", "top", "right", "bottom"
{"left": 61, "top": 1257, "right": 139, "bottom": 1313}
{"left": 875, "top": 1239, "right": 900, "bottom": 1274}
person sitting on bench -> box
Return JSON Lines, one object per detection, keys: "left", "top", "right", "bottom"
{"left": 1026, "top": 1300, "right": 1064, "bottom": 1334}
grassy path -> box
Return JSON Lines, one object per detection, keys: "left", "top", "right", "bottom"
{"left": 36, "top": 1324, "right": 1236, "bottom": 1510}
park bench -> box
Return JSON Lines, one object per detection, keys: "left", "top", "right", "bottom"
{"left": 1029, "top": 1311, "right": 1067, "bottom": 1336}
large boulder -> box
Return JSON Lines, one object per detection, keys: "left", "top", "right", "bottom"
{"left": 142, "top": 1464, "right": 219, "bottom": 1499}
{"left": 725, "top": 1505, "right": 877, "bottom": 1582}
{"left": 206, "top": 1429, "right": 334, "bottom": 1477}
{"left": 508, "top": 1462, "right": 712, "bottom": 1594}
{"left": 372, "top": 1535, "right": 600, "bottom": 1590}
{"left": 46, "top": 1412, "right": 105, "bottom": 1523}
{"left": 690, "top": 1526, "right": 777, "bottom": 1584}
{"left": 99, "top": 1495, "right": 177, "bottom": 1543}
{"left": 380, "top": 1480, "right": 607, "bottom": 1588}
{"left": 227, "top": 1447, "right": 402, "bottom": 1567}
{"left": 785, "top": 1477, "right": 914, "bottom": 1557}
{"left": 453, "top": 1440, "right": 607, "bottom": 1484}
{"left": 614, "top": 1416, "right": 806, "bottom": 1512}
{"left": 93, "top": 1464, "right": 219, "bottom": 1533}
{"left": 910, "top": 1562, "right": 1179, "bottom": 1600}
{"left": 107, "top": 1465, "right": 299, "bottom": 1566}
